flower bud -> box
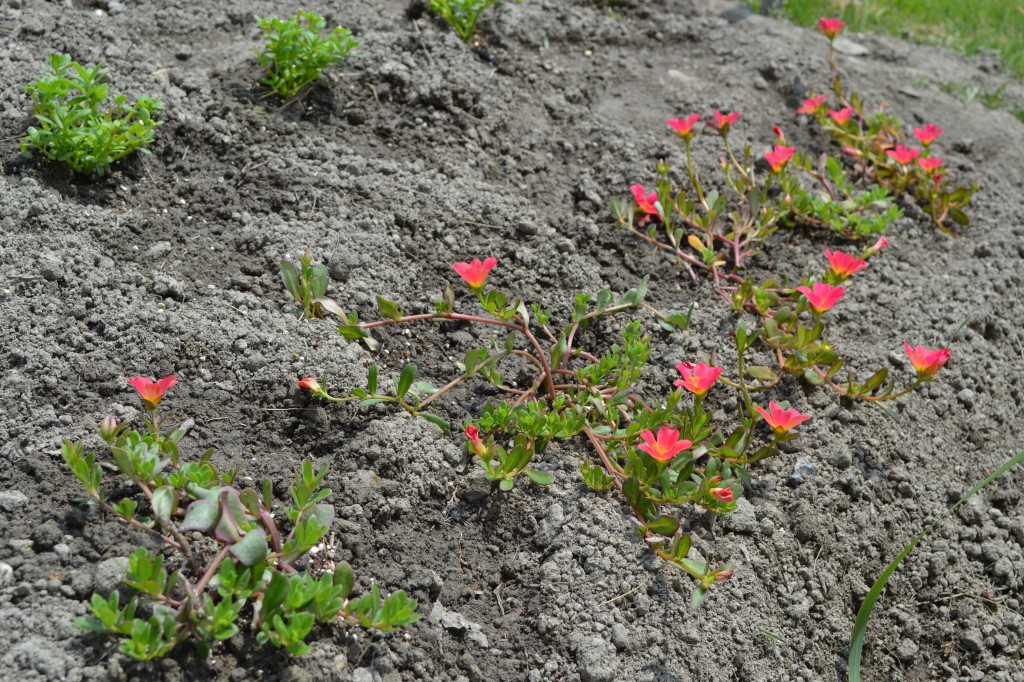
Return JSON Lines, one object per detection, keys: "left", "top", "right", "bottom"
{"left": 99, "top": 416, "right": 120, "bottom": 442}
{"left": 715, "top": 569, "right": 734, "bottom": 582}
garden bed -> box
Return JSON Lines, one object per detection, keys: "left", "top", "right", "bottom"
{"left": 1, "top": 1, "right": 1024, "bottom": 680}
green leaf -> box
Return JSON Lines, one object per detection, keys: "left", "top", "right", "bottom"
{"left": 860, "top": 368, "right": 888, "bottom": 394}
{"left": 848, "top": 450, "right": 1024, "bottom": 681}
{"left": 396, "top": 364, "right": 416, "bottom": 399}
{"left": 691, "top": 585, "right": 708, "bottom": 609}
{"left": 181, "top": 498, "right": 218, "bottom": 533}
{"left": 376, "top": 296, "right": 403, "bottom": 321}
{"left": 647, "top": 515, "right": 679, "bottom": 537}
{"left": 499, "top": 478, "right": 514, "bottom": 492}
{"left": 333, "top": 562, "right": 355, "bottom": 599}
{"left": 523, "top": 469, "right": 554, "bottom": 486}
{"left": 616, "top": 276, "right": 649, "bottom": 307}
{"left": 338, "top": 324, "right": 369, "bottom": 341}
{"left": 150, "top": 486, "right": 176, "bottom": 525}
{"left": 417, "top": 412, "right": 450, "bottom": 433}
{"left": 550, "top": 335, "right": 567, "bottom": 369}
{"left": 745, "top": 366, "right": 777, "bottom": 382}
{"left": 311, "top": 265, "right": 328, "bottom": 299}
{"left": 230, "top": 527, "right": 268, "bottom": 567}
{"left": 803, "top": 368, "right": 824, "bottom": 385}
{"left": 367, "top": 364, "right": 378, "bottom": 394}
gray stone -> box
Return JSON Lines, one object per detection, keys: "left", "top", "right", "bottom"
{"left": 0, "top": 561, "right": 13, "bottom": 586}
{"left": 895, "top": 637, "right": 919, "bottom": 661}
{"left": 31, "top": 520, "right": 63, "bottom": 551}
{"left": 960, "top": 628, "right": 984, "bottom": 654}
{"left": 459, "top": 468, "right": 492, "bottom": 504}
{"left": 832, "top": 37, "right": 869, "bottom": 57}
{"left": 724, "top": 498, "right": 758, "bottom": 534}
{"left": 574, "top": 635, "right": 618, "bottom": 682}
{"left": 609, "top": 623, "right": 631, "bottom": 651}
{"left": 0, "top": 490, "right": 29, "bottom": 511}
{"left": 93, "top": 556, "right": 130, "bottom": 597}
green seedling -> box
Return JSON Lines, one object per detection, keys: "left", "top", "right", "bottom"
{"left": 255, "top": 10, "right": 359, "bottom": 99}
{"left": 20, "top": 53, "right": 163, "bottom": 177}
{"left": 428, "top": 0, "right": 522, "bottom": 42}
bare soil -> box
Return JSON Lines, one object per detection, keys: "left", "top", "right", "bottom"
{"left": 2, "top": 1, "right": 1024, "bottom": 681}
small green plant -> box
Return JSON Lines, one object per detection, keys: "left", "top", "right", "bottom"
{"left": 255, "top": 10, "right": 359, "bottom": 99}
{"left": 20, "top": 53, "right": 163, "bottom": 177}
{"left": 428, "top": 0, "right": 522, "bottom": 42}
{"left": 64, "top": 375, "right": 417, "bottom": 660}
{"left": 281, "top": 251, "right": 344, "bottom": 319}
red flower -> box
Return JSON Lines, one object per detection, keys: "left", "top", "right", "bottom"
{"left": 453, "top": 258, "right": 497, "bottom": 291}
{"left": 465, "top": 424, "right": 487, "bottom": 456}
{"left": 916, "top": 157, "right": 944, "bottom": 174}
{"left": 828, "top": 108, "right": 855, "bottom": 125}
{"left": 755, "top": 401, "right": 810, "bottom": 433}
{"left": 708, "top": 110, "right": 740, "bottom": 134}
{"left": 913, "top": 123, "right": 943, "bottom": 146}
{"left": 630, "top": 183, "right": 660, "bottom": 217}
{"left": 637, "top": 427, "right": 691, "bottom": 462}
{"left": 817, "top": 17, "right": 845, "bottom": 40}
{"left": 797, "top": 94, "right": 829, "bottom": 114}
{"left": 667, "top": 115, "right": 701, "bottom": 139}
{"left": 127, "top": 375, "right": 177, "bottom": 408}
{"left": 764, "top": 145, "right": 796, "bottom": 172}
{"left": 796, "top": 282, "right": 845, "bottom": 314}
{"left": 298, "top": 377, "right": 322, "bottom": 393}
{"left": 886, "top": 145, "right": 921, "bottom": 165}
{"left": 824, "top": 249, "right": 868, "bottom": 278}
{"left": 904, "top": 344, "right": 951, "bottom": 377}
{"left": 674, "top": 361, "right": 724, "bottom": 396}
{"left": 710, "top": 487, "right": 734, "bottom": 503}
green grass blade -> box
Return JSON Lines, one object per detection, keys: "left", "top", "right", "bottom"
{"left": 849, "top": 450, "right": 1024, "bottom": 680}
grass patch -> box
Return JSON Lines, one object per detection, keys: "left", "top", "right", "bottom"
{"left": 751, "top": 0, "right": 1024, "bottom": 78}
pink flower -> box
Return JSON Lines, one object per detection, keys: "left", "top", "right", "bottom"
{"left": 667, "top": 114, "right": 701, "bottom": 139}
{"left": 674, "top": 361, "right": 724, "bottom": 396}
{"left": 797, "top": 94, "right": 829, "bottom": 114}
{"left": 637, "top": 427, "right": 692, "bottom": 462}
{"left": 465, "top": 424, "right": 487, "bottom": 456}
{"left": 127, "top": 375, "right": 177, "bottom": 408}
{"left": 886, "top": 145, "right": 920, "bottom": 165}
{"left": 817, "top": 17, "right": 845, "bottom": 40}
{"left": 828, "top": 108, "right": 855, "bottom": 125}
{"left": 904, "top": 344, "right": 951, "bottom": 377}
{"left": 824, "top": 249, "right": 868, "bottom": 278}
{"left": 710, "top": 487, "right": 734, "bottom": 503}
{"left": 916, "top": 157, "right": 944, "bottom": 174}
{"left": 913, "top": 123, "right": 943, "bottom": 146}
{"left": 630, "top": 183, "right": 659, "bottom": 217}
{"left": 708, "top": 110, "right": 740, "bottom": 134}
{"left": 862, "top": 236, "right": 889, "bottom": 258}
{"left": 796, "top": 282, "right": 845, "bottom": 314}
{"left": 755, "top": 401, "right": 810, "bottom": 433}
{"left": 298, "top": 377, "right": 322, "bottom": 393}
{"left": 714, "top": 569, "right": 734, "bottom": 582}
{"left": 764, "top": 145, "right": 796, "bottom": 172}
{"left": 453, "top": 258, "right": 497, "bottom": 291}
